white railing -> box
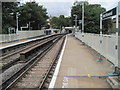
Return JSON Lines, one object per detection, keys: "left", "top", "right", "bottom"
{"left": 0, "top": 30, "right": 45, "bottom": 43}
{"left": 75, "top": 32, "right": 120, "bottom": 67}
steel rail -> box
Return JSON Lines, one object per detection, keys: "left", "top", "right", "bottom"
{"left": 1, "top": 35, "right": 64, "bottom": 90}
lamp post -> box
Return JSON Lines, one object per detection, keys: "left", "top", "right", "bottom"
{"left": 16, "top": 12, "right": 18, "bottom": 31}
{"left": 16, "top": 12, "right": 20, "bottom": 40}
{"left": 115, "top": 1, "right": 119, "bottom": 72}
{"left": 73, "top": 14, "right": 77, "bottom": 35}
{"left": 82, "top": 2, "right": 84, "bottom": 37}
{"left": 79, "top": 20, "right": 82, "bottom": 32}
{"left": 16, "top": 12, "right": 19, "bottom": 33}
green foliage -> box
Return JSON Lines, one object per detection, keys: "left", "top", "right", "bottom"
{"left": 51, "top": 15, "right": 72, "bottom": 29}
{"left": 51, "top": 17, "right": 59, "bottom": 29}
{"left": 2, "top": 1, "right": 48, "bottom": 34}
{"left": 2, "top": 2, "right": 19, "bottom": 34}
{"left": 71, "top": 1, "right": 106, "bottom": 34}
{"left": 18, "top": 2, "right": 48, "bottom": 30}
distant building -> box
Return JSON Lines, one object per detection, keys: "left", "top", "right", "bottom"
{"left": 64, "top": 27, "right": 75, "bottom": 33}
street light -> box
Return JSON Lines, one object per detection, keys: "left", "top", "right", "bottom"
{"left": 16, "top": 12, "right": 20, "bottom": 32}
{"left": 16, "top": 12, "right": 20, "bottom": 40}
{"left": 79, "top": 20, "right": 82, "bottom": 32}
{"left": 82, "top": 2, "right": 84, "bottom": 37}
{"left": 73, "top": 14, "right": 77, "bottom": 35}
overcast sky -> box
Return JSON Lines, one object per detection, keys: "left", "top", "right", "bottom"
{"left": 20, "top": 0, "right": 120, "bottom": 16}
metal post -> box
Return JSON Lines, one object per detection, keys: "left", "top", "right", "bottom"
{"left": 75, "top": 15, "right": 77, "bottom": 32}
{"left": 16, "top": 12, "right": 19, "bottom": 40}
{"left": 79, "top": 20, "right": 82, "bottom": 32}
{"left": 100, "top": 14, "right": 102, "bottom": 36}
{"left": 115, "top": 2, "right": 119, "bottom": 71}
{"left": 73, "top": 14, "right": 77, "bottom": 36}
{"left": 29, "top": 22, "right": 30, "bottom": 30}
{"left": 82, "top": 2, "right": 84, "bottom": 37}
{"left": 96, "top": 14, "right": 103, "bottom": 62}
{"left": 16, "top": 12, "right": 18, "bottom": 32}
{"left": 99, "top": 14, "right": 103, "bottom": 61}
{"left": 8, "top": 28, "right": 10, "bottom": 41}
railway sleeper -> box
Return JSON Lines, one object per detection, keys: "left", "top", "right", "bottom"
{"left": 2, "top": 35, "right": 64, "bottom": 90}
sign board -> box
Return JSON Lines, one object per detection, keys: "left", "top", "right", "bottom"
{"left": 102, "top": 7, "right": 116, "bottom": 19}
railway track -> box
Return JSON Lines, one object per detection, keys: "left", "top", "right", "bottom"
{"left": 0, "top": 34, "right": 60, "bottom": 63}
{"left": 0, "top": 34, "right": 62, "bottom": 73}
{"left": 1, "top": 34, "right": 66, "bottom": 90}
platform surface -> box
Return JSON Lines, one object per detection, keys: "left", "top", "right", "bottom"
{"left": 0, "top": 39, "right": 31, "bottom": 48}
{"left": 54, "top": 35, "right": 113, "bottom": 88}
{"left": 0, "top": 35, "right": 45, "bottom": 49}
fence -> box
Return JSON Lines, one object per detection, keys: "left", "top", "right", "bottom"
{"left": 0, "top": 30, "right": 45, "bottom": 43}
{"left": 75, "top": 32, "right": 120, "bottom": 68}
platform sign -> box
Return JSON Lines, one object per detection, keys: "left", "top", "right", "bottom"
{"left": 102, "top": 7, "right": 116, "bottom": 19}
{"left": 100, "top": 2, "right": 120, "bottom": 68}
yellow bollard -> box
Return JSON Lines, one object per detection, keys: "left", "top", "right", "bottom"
{"left": 88, "top": 74, "right": 91, "bottom": 78}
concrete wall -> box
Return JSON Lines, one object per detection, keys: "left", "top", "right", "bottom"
{"left": 0, "top": 30, "right": 45, "bottom": 43}
{"left": 17, "top": 30, "right": 44, "bottom": 40}
{"left": 75, "top": 32, "right": 119, "bottom": 68}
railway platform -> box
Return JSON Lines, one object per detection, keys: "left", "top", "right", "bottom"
{"left": 0, "top": 36, "right": 44, "bottom": 49}
{"left": 49, "top": 35, "right": 114, "bottom": 88}
{"left": 0, "top": 38, "right": 32, "bottom": 48}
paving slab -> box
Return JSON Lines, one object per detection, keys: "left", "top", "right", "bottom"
{"left": 54, "top": 35, "right": 113, "bottom": 88}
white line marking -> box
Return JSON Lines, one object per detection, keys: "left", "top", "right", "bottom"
{"left": 49, "top": 35, "right": 67, "bottom": 88}
{"left": 62, "top": 77, "right": 68, "bottom": 88}
{"left": 0, "top": 34, "right": 53, "bottom": 50}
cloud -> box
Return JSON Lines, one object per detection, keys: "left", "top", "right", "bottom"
{"left": 39, "top": 2, "right": 73, "bottom": 16}
{"left": 20, "top": 0, "right": 120, "bottom": 16}
{"left": 89, "top": 0, "right": 119, "bottom": 10}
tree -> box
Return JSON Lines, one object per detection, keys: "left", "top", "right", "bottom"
{"left": 51, "top": 15, "right": 72, "bottom": 29}
{"left": 2, "top": 2, "right": 19, "bottom": 34}
{"left": 71, "top": 1, "right": 106, "bottom": 34}
{"left": 50, "top": 17, "right": 58, "bottom": 29}
{"left": 18, "top": 2, "right": 48, "bottom": 30}
{"left": 1, "top": 1, "right": 48, "bottom": 33}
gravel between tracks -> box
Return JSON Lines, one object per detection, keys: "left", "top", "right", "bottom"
{"left": 1, "top": 63, "right": 25, "bottom": 83}
{"left": 0, "top": 37, "right": 56, "bottom": 68}
{"left": 12, "top": 37, "right": 64, "bottom": 89}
